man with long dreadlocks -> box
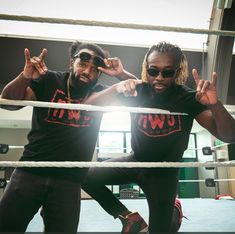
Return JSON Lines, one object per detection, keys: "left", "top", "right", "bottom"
{"left": 82, "top": 41, "right": 235, "bottom": 233}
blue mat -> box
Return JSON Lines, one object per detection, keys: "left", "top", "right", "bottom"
{"left": 27, "top": 198, "right": 235, "bottom": 232}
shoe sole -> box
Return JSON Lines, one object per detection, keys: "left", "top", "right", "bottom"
{"left": 139, "top": 226, "right": 148, "bottom": 233}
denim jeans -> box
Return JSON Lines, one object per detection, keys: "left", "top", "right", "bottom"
{"left": 0, "top": 168, "right": 81, "bottom": 232}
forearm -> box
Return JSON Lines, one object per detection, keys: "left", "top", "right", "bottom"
{"left": 209, "top": 101, "right": 235, "bottom": 143}
{"left": 84, "top": 84, "right": 120, "bottom": 106}
{"left": 115, "top": 69, "right": 138, "bottom": 81}
{"left": 1, "top": 72, "right": 31, "bottom": 100}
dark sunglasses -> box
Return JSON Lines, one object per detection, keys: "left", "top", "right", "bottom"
{"left": 74, "top": 52, "right": 106, "bottom": 68}
{"left": 147, "top": 67, "right": 178, "bottom": 78}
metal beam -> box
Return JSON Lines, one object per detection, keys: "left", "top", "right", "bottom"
{"left": 205, "top": 0, "right": 235, "bottom": 103}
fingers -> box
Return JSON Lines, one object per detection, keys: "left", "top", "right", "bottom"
{"left": 211, "top": 72, "right": 217, "bottom": 87}
{"left": 193, "top": 69, "right": 218, "bottom": 104}
{"left": 98, "top": 58, "right": 121, "bottom": 74}
{"left": 23, "top": 48, "right": 48, "bottom": 75}
{"left": 24, "top": 48, "right": 31, "bottom": 64}
{"left": 200, "top": 80, "right": 211, "bottom": 93}
{"left": 31, "top": 56, "right": 47, "bottom": 74}
{"left": 192, "top": 68, "right": 200, "bottom": 85}
{"left": 105, "top": 57, "right": 122, "bottom": 70}
{"left": 116, "top": 79, "right": 142, "bottom": 96}
{"left": 38, "top": 48, "right": 47, "bottom": 60}
{"left": 31, "top": 48, "right": 48, "bottom": 74}
{"left": 193, "top": 68, "right": 217, "bottom": 93}
{"left": 24, "top": 48, "right": 47, "bottom": 63}
{"left": 135, "top": 79, "right": 143, "bottom": 85}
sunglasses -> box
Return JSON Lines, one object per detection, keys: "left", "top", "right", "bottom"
{"left": 147, "top": 67, "right": 178, "bottom": 78}
{"left": 74, "top": 52, "right": 106, "bottom": 68}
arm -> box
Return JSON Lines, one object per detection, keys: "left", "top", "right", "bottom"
{"left": 86, "top": 57, "right": 141, "bottom": 105}
{"left": 193, "top": 69, "right": 235, "bottom": 143}
{"left": 1, "top": 48, "right": 48, "bottom": 110}
{"left": 85, "top": 79, "right": 142, "bottom": 106}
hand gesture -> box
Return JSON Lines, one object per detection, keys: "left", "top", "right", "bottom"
{"left": 193, "top": 68, "right": 218, "bottom": 105}
{"left": 99, "top": 57, "right": 124, "bottom": 77}
{"left": 23, "top": 48, "right": 48, "bottom": 80}
{"left": 115, "top": 79, "right": 143, "bottom": 97}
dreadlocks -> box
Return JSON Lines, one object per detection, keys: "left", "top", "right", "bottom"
{"left": 141, "top": 41, "right": 188, "bottom": 85}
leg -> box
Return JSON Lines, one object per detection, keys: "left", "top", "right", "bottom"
{"left": 0, "top": 169, "right": 45, "bottom": 232}
{"left": 83, "top": 155, "right": 148, "bottom": 233}
{"left": 42, "top": 178, "right": 81, "bottom": 232}
{"left": 139, "top": 169, "right": 179, "bottom": 233}
{"left": 82, "top": 155, "right": 137, "bottom": 218}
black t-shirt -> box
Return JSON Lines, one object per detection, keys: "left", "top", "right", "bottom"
{"left": 121, "top": 83, "right": 208, "bottom": 162}
{"left": 20, "top": 70, "right": 105, "bottom": 182}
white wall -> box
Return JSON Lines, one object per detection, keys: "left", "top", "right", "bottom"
{"left": 0, "top": 106, "right": 32, "bottom": 129}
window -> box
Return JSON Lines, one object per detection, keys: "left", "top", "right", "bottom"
{"left": 97, "top": 131, "right": 131, "bottom": 153}
{"left": 96, "top": 131, "right": 131, "bottom": 160}
{"left": 97, "top": 112, "right": 131, "bottom": 160}
{"left": 183, "top": 133, "right": 197, "bottom": 159}
{"left": 97, "top": 112, "right": 197, "bottom": 160}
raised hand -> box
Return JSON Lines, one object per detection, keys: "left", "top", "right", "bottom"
{"left": 98, "top": 57, "right": 124, "bottom": 77}
{"left": 193, "top": 68, "right": 218, "bottom": 105}
{"left": 23, "top": 48, "right": 48, "bottom": 80}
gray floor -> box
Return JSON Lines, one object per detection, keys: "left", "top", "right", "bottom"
{"left": 26, "top": 198, "right": 235, "bottom": 232}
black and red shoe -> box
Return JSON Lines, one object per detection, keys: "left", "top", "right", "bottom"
{"left": 119, "top": 212, "right": 148, "bottom": 233}
{"left": 171, "top": 198, "right": 187, "bottom": 232}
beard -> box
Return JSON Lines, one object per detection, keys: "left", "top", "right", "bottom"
{"left": 70, "top": 72, "right": 98, "bottom": 93}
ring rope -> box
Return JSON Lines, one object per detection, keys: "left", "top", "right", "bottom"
{"left": 3, "top": 178, "right": 235, "bottom": 184}
{"left": 212, "top": 143, "right": 229, "bottom": 149}
{"left": 0, "top": 98, "right": 188, "bottom": 115}
{"left": 0, "top": 161, "right": 235, "bottom": 168}
{"left": 0, "top": 13, "right": 235, "bottom": 37}
{"left": 179, "top": 178, "right": 235, "bottom": 183}
{"left": 8, "top": 146, "right": 24, "bottom": 149}
{"left": 4, "top": 144, "right": 231, "bottom": 151}
{"left": 1, "top": 98, "right": 235, "bottom": 115}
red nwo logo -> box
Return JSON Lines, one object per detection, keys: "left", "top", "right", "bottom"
{"left": 134, "top": 113, "right": 182, "bottom": 137}
{"left": 45, "top": 89, "right": 92, "bottom": 128}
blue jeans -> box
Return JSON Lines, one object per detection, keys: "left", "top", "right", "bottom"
{"left": 0, "top": 168, "right": 81, "bottom": 232}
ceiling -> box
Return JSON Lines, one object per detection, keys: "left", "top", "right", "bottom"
{"left": 0, "top": 0, "right": 215, "bottom": 50}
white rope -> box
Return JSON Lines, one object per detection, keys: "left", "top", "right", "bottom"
{"left": 179, "top": 178, "right": 235, "bottom": 183}
{"left": 0, "top": 161, "right": 235, "bottom": 168}
{"left": 3, "top": 178, "right": 235, "bottom": 184}
{"left": 212, "top": 143, "right": 229, "bottom": 149}
{"left": 2, "top": 145, "right": 230, "bottom": 152}
{"left": 8, "top": 146, "right": 24, "bottom": 149}
{"left": 1, "top": 145, "right": 227, "bottom": 152}
{"left": 1, "top": 98, "right": 235, "bottom": 115}
{"left": 0, "top": 14, "right": 235, "bottom": 37}
{"left": 0, "top": 98, "right": 188, "bottom": 115}
{"left": 185, "top": 143, "right": 229, "bottom": 151}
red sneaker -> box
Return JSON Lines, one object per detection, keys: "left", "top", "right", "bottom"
{"left": 175, "top": 198, "right": 183, "bottom": 224}
{"left": 171, "top": 198, "right": 184, "bottom": 232}
{"left": 119, "top": 212, "right": 148, "bottom": 233}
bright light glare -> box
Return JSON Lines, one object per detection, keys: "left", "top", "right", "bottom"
{"left": 100, "top": 112, "right": 130, "bottom": 131}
